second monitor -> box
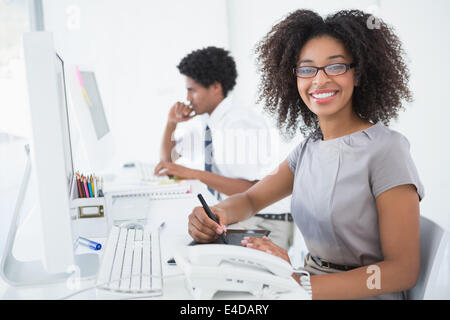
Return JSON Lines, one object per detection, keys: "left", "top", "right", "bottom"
{"left": 66, "top": 64, "right": 115, "bottom": 172}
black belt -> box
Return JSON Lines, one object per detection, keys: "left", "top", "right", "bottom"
{"left": 255, "top": 213, "right": 293, "bottom": 222}
{"left": 310, "top": 255, "right": 358, "bottom": 271}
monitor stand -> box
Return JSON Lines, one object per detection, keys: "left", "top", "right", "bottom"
{"left": 0, "top": 145, "right": 98, "bottom": 286}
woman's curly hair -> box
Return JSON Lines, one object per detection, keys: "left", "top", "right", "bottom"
{"left": 177, "top": 46, "right": 237, "bottom": 98}
{"left": 255, "top": 9, "right": 412, "bottom": 139}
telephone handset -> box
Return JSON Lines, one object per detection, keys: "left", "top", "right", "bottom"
{"left": 174, "top": 244, "right": 310, "bottom": 300}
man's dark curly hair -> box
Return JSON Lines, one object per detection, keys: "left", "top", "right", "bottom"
{"left": 177, "top": 46, "right": 237, "bottom": 98}
{"left": 255, "top": 9, "right": 413, "bottom": 139}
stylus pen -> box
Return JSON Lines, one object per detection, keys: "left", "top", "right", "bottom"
{"left": 197, "top": 193, "right": 228, "bottom": 244}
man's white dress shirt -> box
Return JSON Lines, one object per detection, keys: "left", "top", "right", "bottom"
{"left": 174, "top": 96, "right": 277, "bottom": 183}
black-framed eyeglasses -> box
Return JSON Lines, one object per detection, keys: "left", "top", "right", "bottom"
{"left": 293, "top": 63, "right": 355, "bottom": 78}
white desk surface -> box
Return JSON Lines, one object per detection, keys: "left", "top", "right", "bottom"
{"left": 0, "top": 174, "right": 307, "bottom": 300}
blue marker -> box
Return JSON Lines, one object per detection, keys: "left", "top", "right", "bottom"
{"left": 76, "top": 237, "right": 102, "bottom": 251}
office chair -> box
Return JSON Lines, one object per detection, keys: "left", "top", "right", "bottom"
{"left": 406, "top": 216, "right": 450, "bottom": 299}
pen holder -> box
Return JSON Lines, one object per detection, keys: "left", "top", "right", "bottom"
{"left": 70, "top": 175, "right": 110, "bottom": 238}
{"left": 72, "top": 197, "right": 106, "bottom": 219}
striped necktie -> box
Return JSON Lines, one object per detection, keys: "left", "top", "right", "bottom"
{"left": 204, "top": 125, "right": 215, "bottom": 196}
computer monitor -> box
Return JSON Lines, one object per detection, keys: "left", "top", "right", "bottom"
{"left": 66, "top": 63, "right": 115, "bottom": 172}
{"left": 0, "top": 32, "right": 97, "bottom": 285}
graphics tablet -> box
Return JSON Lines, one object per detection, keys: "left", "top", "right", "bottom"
{"left": 188, "top": 229, "right": 271, "bottom": 246}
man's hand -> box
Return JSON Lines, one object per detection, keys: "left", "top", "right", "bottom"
{"left": 168, "top": 102, "right": 196, "bottom": 124}
{"left": 154, "top": 161, "right": 199, "bottom": 180}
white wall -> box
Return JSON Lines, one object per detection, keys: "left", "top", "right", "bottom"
{"left": 226, "top": 0, "right": 450, "bottom": 231}
{"left": 0, "top": 0, "right": 30, "bottom": 138}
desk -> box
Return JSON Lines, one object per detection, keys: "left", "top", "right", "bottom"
{"left": 0, "top": 177, "right": 308, "bottom": 300}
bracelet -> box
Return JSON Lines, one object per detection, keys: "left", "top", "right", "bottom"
{"left": 300, "top": 275, "right": 312, "bottom": 297}
{"left": 293, "top": 268, "right": 312, "bottom": 297}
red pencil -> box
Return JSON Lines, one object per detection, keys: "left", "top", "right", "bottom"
{"left": 76, "top": 173, "right": 83, "bottom": 198}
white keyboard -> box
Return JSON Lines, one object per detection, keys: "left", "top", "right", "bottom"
{"left": 96, "top": 223, "right": 163, "bottom": 295}
{"left": 136, "top": 162, "right": 169, "bottom": 182}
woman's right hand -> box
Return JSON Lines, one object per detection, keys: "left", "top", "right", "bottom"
{"left": 188, "top": 206, "right": 228, "bottom": 243}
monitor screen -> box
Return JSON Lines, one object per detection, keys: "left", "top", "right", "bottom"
{"left": 79, "top": 71, "right": 110, "bottom": 140}
{"left": 55, "top": 54, "right": 75, "bottom": 191}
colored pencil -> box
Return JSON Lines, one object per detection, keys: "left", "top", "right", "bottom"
{"left": 93, "top": 175, "right": 98, "bottom": 197}
{"left": 76, "top": 172, "right": 83, "bottom": 198}
{"left": 83, "top": 176, "right": 90, "bottom": 198}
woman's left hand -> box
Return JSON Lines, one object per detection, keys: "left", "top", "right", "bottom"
{"left": 241, "top": 236, "right": 291, "bottom": 264}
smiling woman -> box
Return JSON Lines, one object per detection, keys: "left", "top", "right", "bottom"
{"left": 255, "top": 9, "right": 412, "bottom": 140}
{"left": 188, "top": 9, "right": 425, "bottom": 300}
